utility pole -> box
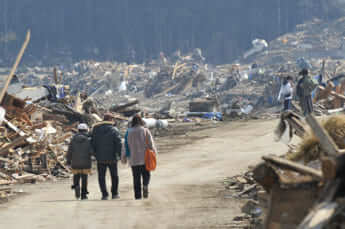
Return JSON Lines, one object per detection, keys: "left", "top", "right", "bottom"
{"left": 3, "top": 0, "right": 8, "bottom": 59}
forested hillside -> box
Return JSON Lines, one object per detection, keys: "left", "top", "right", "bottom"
{"left": 0, "top": 0, "right": 344, "bottom": 64}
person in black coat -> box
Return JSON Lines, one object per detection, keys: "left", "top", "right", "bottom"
{"left": 296, "top": 69, "right": 318, "bottom": 116}
{"left": 91, "top": 113, "right": 122, "bottom": 200}
{"left": 67, "top": 123, "right": 93, "bottom": 200}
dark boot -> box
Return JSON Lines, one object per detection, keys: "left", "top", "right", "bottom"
{"left": 143, "top": 186, "right": 149, "bottom": 199}
{"left": 73, "top": 174, "right": 81, "bottom": 200}
{"left": 81, "top": 174, "right": 88, "bottom": 200}
{"left": 75, "top": 185, "right": 81, "bottom": 199}
{"left": 112, "top": 194, "right": 120, "bottom": 199}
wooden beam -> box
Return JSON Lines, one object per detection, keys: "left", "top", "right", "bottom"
{"left": 262, "top": 155, "right": 323, "bottom": 180}
{"left": 282, "top": 111, "right": 306, "bottom": 138}
{"left": 318, "top": 86, "right": 345, "bottom": 101}
{"left": 74, "top": 92, "right": 83, "bottom": 113}
{"left": 0, "top": 136, "right": 27, "bottom": 156}
{"left": 0, "top": 30, "right": 31, "bottom": 103}
{"left": 81, "top": 84, "right": 106, "bottom": 106}
{"left": 305, "top": 114, "right": 339, "bottom": 157}
{"left": 52, "top": 132, "right": 73, "bottom": 144}
{"left": 53, "top": 67, "right": 58, "bottom": 84}
{"left": 47, "top": 145, "right": 70, "bottom": 173}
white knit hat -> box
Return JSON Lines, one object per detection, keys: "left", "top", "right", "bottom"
{"left": 77, "top": 123, "right": 89, "bottom": 131}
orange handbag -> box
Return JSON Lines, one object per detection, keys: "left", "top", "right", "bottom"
{"left": 145, "top": 131, "right": 157, "bottom": 171}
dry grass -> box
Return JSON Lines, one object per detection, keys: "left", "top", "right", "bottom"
{"left": 288, "top": 115, "right": 345, "bottom": 163}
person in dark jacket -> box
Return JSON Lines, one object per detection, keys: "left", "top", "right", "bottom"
{"left": 296, "top": 69, "right": 317, "bottom": 116}
{"left": 67, "top": 123, "right": 93, "bottom": 200}
{"left": 91, "top": 113, "right": 122, "bottom": 200}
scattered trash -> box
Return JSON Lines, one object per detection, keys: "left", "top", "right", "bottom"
{"left": 243, "top": 39, "right": 268, "bottom": 59}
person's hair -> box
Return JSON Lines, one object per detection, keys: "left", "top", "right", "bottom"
{"left": 287, "top": 75, "right": 293, "bottom": 81}
{"left": 299, "top": 69, "right": 308, "bottom": 76}
{"left": 103, "top": 113, "right": 113, "bottom": 121}
{"left": 131, "top": 114, "right": 145, "bottom": 127}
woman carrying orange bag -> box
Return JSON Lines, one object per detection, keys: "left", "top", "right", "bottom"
{"left": 123, "top": 114, "right": 157, "bottom": 200}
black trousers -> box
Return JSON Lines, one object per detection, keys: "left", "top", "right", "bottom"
{"left": 97, "top": 162, "right": 119, "bottom": 197}
{"left": 300, "top": 95, "right": 313, "bottom": 116}
{"left": 131, "top": 165, "right": 150, "bottom": 199}
{"left": 283, "top": 99, "right": 292, "bottom": 111}
{"left": 73, "top": 174, "right": 88, "bottom": 196}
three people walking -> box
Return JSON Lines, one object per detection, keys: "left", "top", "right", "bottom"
{"left": 67, "top": 114, "right": 157, "bottom": 200}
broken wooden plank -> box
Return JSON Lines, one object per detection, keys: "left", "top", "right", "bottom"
{"left": 0, "top": 136, "right": 27, "bottom": 156}
{"left": 0, "top": 30, "right": 31, "bottom": 103}
{"left": 318, "top": 86, "right": 345, "bottom": 101}
{"left": 0, "top": 180, "right": 13, "bottom": 185}
{"left": 305, "top": 114, "right": 339, "bottom": 157}
{"left": 0, "top": 156, "right": 10, "bottom": 163}
{"left": 74, "top": 92, "right": 83, "bottom": 113}
{"left": 327, "top": 107, "right": 345, "bottom": 114}
{"left": 81, "top": 85, "right": 106, "bottom": 106}
{"left": 53, "top": 67, "right": 58, "bottom": 84}
{"left": 237, "top": 184, "right": 256, "bottom": 197}
{"left": 42, "top": 113, "right": 68, "bottom": 123}
{"left": 47, "top": 145, "right": 70, "bottom": 173}
{"left": 110, "top": 99, "right": 139, "bottom": 112}
{"left": 262, "top": 155, "right": 323, "bottom": 180}
{"left": 0, "top": 187, "right": 12, "bottom": 192}
{"left": 287, "top": 115, "right": 306, "bottom": 138}
{"left": 3, "top": 118, "right": 26, "bottom": 136}
{"left": 0, "top": 171, "right": 11, "bottom": 180}
{"left": 52, "top": 132, "right": 73, "bottom": 144}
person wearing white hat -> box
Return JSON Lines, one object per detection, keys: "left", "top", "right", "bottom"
{"left": 67, "top": 123, "right": 93, "bottom": 200}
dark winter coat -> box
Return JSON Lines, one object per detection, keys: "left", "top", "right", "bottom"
{"left": 91, "top": 121, "right": 122, "bottom": 162}
{"left": 296, "top": 75, "right": 316, "bottom": 116}
{"left": 67, "top": 132, "right": 93, "bottom": 169}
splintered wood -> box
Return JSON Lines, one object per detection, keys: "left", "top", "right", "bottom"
{"left": 0, "top": 96, "right": 75, "bottom": 188}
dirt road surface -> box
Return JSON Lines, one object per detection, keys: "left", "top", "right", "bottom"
{"left": 0, "top": 120, "right": 287, "bottom": 229}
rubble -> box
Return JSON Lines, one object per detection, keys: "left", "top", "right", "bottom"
{"left": 242, "top": 114, "right": 345, "bottom": 228}
{"left": 0, "top": 31, "right": 89, "bottom": 200}
{"left": 4, "top": 16, "right": 345, "bottom": 225}
{"left": 6, "top": 48, "right": 281, "bottom": 121}
{"left": 223, "top": 170, "right": 266, "bottom": 228}
{"left": 3, "top": 18, "right": 345, "bottom": 123}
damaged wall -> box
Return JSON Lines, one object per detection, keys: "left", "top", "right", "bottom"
{"left": 0, "top": 0, "right": 344, "bottom": 64}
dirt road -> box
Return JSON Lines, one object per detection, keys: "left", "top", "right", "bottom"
{"left": 0, "top": 120, "right": 287, "bottom": 229}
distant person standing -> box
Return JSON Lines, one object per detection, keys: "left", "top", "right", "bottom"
{"left": 91, "top": 113, "right": 122, "bottom": 200}
{"left": 278, "top": 76, "right": 293, "bottom": 111}
{"left": 123, "top": 114, "right": 157, "bottom": 200}
{"left": 67, "top": 123, "right": 93, "bottom": 200}
{"left": 296, "top": 69, "right": 318, "bottom": 116}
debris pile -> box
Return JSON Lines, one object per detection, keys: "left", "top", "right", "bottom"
{"left": 248, "top": 114, "right": 345, "bottom": 228}
{"left": 0, "top": 93, "right": 77, "bottom": 185}
{"left": 0, "top": 31, "right": 98, "bottom": 200}
{"left": 10, "top": 51, "right": 273, "bottom": 119}
{"left": 224, "top": 171, "right": 267, "bottom": 228}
